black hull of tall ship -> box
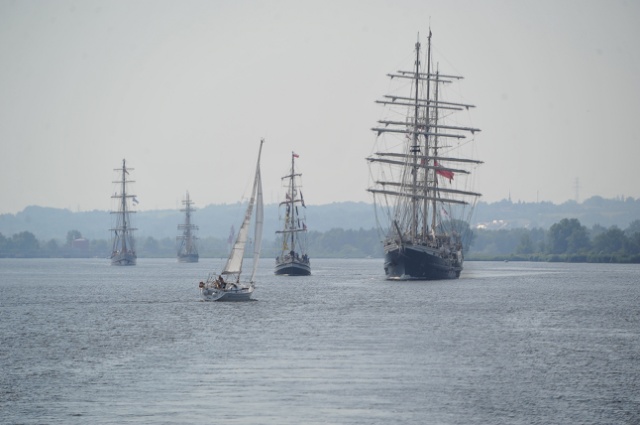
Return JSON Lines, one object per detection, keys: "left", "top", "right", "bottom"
{"left": 275, "top": 260, "right": 311, "bottom": 276}
{"left": 384, "top": 242, "right": 462, "bottom": 280}
{"left": 111, "top": 252, "right": 137, "bottom": 266}
{"left": 178, "top": 253, "right": 199, "bottom": 263}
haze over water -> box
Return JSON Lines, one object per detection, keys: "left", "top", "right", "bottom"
{"left": 2, "top": 1, "right": 640, "bottom": 214}
{"left": 2, "top": 258, "right": 638, "bottom": 424}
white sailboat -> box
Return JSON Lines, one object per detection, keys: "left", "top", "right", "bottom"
{"left": 199, "top": 139, "right": 264, "bottom": 301}
{"left": 110, "top": 159, "right": 137, "bottom": 266}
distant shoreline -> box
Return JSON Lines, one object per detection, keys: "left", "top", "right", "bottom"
{"left": 2, "top": 255, "right": 639, "bottom": 264}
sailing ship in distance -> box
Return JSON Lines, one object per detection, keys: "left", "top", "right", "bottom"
{"left": 177, "top": 191, "right": 199, "bottom": 263}
{"left": 367, "top": 30, "right": 483, "bottom": 280}
{"left": 110, "top": 158, "right": 137, "bottom": 266}
{"left": 275, "top": 151, "right": 311, "bottom": 276}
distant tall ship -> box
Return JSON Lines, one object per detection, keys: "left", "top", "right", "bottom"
{"left": 367, "top": 31, "right": 483, "bottom": 280}
{"left": 110, "top": 159, "right": 137, "bottom": 266}
{"left": 177, "top": 191, "right": 199, "bottom": 263}
{"left": 275, "top": 152, "right": 311, "bottom": 276}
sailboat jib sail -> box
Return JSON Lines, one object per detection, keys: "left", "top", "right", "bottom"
{"left": 110, "top": 159, "right": 137, "bottom": 266}
{"left": 199, "top": 139, "right": 265, "bottom": 301}
{"left": 275, "top": 151, "right": 311, "bottom": 276}
{"left": 222, "top": 196, "right": 255, "bottom": 276}
{"left": 367, "top": 31, "right": 482, "bottom": 280}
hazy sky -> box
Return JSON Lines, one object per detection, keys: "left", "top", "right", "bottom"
{"left": 1, "top": 0, "right": 639, "bottom": 214}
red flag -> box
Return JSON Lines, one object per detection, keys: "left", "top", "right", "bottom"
{"left": 293, "top": 152, "right": 299, "bottom": 158}
{"left": 435, "top": 161, "right": 454, "bottom": 181}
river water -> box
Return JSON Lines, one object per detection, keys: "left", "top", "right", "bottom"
{"left": 1, "top": 258, "right": 638, "bottom": 424}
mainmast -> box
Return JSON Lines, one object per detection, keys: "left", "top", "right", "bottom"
{"left": 423, "top": 30, "right": 433, "bottom": 236}
{"left": 120, "top": 159, "right": 128, "bottom": 252}
{"left": 431, "top": 67, "right": 440, "bottom": 232}
{"left": 289, "top": 152, "right": 296, "bottom": 254}
{"left": 411, "top": 39, "right": 421, "bottom": 240}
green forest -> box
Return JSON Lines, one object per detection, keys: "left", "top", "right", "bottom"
{"left": 2, "top": 218, "right": 640, "bottom": 263}
{"left": 0, "top": 228, "right": 383, "bottom": 259}
{"left": 470, "top": 218, "right": 640, "bottom": 263}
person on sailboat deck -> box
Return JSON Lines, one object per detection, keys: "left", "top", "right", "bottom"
{"left": 218, "top": 275, "right": 226, "bottom": 289}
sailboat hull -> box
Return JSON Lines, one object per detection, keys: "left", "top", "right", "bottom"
{"left": 384, "top": 243, "right": 461, "bottom": 280}
{"left": 274, "top": 259, "right": 311, "bottom": 276}
{"left": 111, "top": 252, "right": 136, "bottom": 266}
{"left": 200, "top": 285, "right": 254, "bottom": 302}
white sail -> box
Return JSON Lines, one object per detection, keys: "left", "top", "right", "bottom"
{"left": 222, "top": 140, "right": 264, "bottom": 278}
{"left": 250, "top": 168, "right": 263, "bottom": 283}
{"left": 222, "top": 194, "right": 254, "bottom": 275}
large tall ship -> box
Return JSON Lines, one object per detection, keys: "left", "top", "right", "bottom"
{"left": 275, "top": 151, "right": 310, "bottom": 276}
{"left": 177, "top": 191, "right": 199, "bottom": 263}
{"left": 110, "top": 159, "right": 137, "bottom": 266}
{"left": 367, "top": 31, "right": 483, "bottom": 280}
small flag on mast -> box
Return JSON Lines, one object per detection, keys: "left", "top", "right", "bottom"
{"left": 434, "top": 161, "right": 454, "bottom": 182}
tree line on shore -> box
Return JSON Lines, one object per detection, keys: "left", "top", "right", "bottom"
{"left": 2, "top": 218, "right": 640, "bottom": 263}
{"left": 469, "top": 218, "right": 640, "bottom": 263}
{"left": 0, "top": 228, "right": 383, "bottom": 259}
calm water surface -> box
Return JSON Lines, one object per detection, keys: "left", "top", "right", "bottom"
{"left": 1, "top": 258, "right": 639, "bottom": 424}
